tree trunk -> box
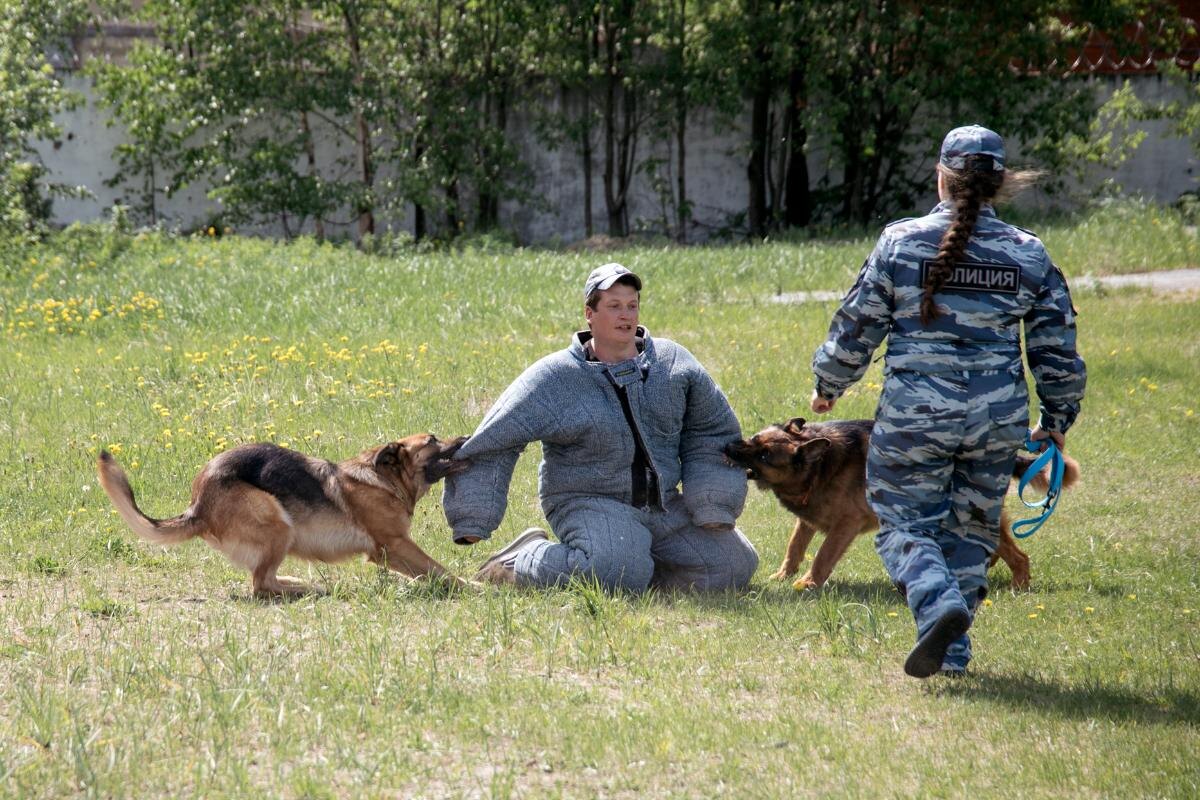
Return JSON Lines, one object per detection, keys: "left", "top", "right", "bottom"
{"left": 602, "top": 11, "right": 623, "bottom": 237}
{"left": 341, "top": 1, "right": 375, "bottom": 239}
{"left": 674, "top": 0, "right": 687, "bottom": 243}
{"left": 300, "top": 110, "right": 325, "bottom": 240}
{"left": 602, "top": 1, "right": 635, "bottom": 239}
{"left": 446, "top": 178, "right": 460, "bottom": 233}
{"left": 748, "top": 84, "right": 770, "bottom": 238}
{"left": 581, "top": 86, "right": 594, "bottom": 239}
{"left": 414, "top": 143, "right": 426, "bottom": 241}
{"left": 840, "top": 116, "right": 863, "bottom": 223}
{"left": 783, "top": 63, "right": 811, "bottom": 228}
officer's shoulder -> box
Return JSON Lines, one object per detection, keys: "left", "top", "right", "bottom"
{"left": 882, "top": 215, "right": 918, "bottom": 231}
{"left": 1008, "top": 222, "right": 1042, "bottom": 239}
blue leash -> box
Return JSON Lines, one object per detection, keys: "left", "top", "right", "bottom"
{"left": 1012, "top": 433, "right": 1065, "bottom": 539}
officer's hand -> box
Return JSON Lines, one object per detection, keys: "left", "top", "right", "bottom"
{"left": 810, "top": 389, "right": 836, "bottom": 414}
{"left": 1030, "top": 427, "right": 1066, "bottom": 452}
{"left": 456, "top": 536, "right": 482, "bottom": 545}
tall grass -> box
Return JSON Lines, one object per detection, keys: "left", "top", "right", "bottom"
{"left": 1, "top": 205, "right": 1197, "bottom": 798}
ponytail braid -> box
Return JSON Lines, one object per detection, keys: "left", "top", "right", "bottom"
{"left": 921, "top": 154, "right": 1004, "bottom": 324}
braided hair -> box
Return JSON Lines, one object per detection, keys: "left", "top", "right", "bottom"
{"left": 921, "top": 154, "right": 1005, "bottom": 324}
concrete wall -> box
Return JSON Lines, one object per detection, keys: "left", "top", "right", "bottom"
{"left": 32, "top": 73, "right": 1199, "bottom": 244}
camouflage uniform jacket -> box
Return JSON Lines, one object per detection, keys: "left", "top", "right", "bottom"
{"left": 812, "top": 201, "right": 1086, "bottom": 433}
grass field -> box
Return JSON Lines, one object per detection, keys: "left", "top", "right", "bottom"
{"left": 1, "top": 202, "right": 1198, "bottom": 798}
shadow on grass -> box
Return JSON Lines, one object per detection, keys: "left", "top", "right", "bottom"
{"left": 654, "top": 578, "right": 909, "bottom": 610}
{"left": 944, "top": 671, "right": 1200, "bottom": 726}
{"left": 1011, "top": 579, "right": 1133, "bottom": 598}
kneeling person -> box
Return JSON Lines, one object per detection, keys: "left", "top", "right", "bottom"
{"left": 444, "top": 264, "right": 758, "bottom": 592}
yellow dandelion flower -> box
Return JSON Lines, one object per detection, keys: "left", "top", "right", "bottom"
{"left": 1127, "top": 594, "right": 1137, "bottom": 601}
{"left": 887, "top": 611, "right": 899, "bottom": 617}
{"left": 982, "top": 598, "right": 993, "bottom": 608}
{"left": 1084, "top": 607, "right": 1094, "bottom": 613}
{"left": 1028, "top": 613, "right": 1038, "bottom": 619}
{"left": 1035, "top": 604, "right": 1045, "bottom": 610}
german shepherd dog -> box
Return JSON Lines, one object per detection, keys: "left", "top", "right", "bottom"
{"left": 724, "top": 418, "right": 1080, "bottom": 590}
{"left": 97, "top": 434, "right": 470, "bottom": 597}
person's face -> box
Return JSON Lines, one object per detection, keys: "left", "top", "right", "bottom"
{"left": 585, "top": 283, "right": 640, "bottom": 347}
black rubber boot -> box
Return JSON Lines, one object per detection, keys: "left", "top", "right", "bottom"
{"left": 904, "top": 608, "right": 971, "bottom": 678}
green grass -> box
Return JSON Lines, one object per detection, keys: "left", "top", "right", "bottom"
{"left": 1, "top": 205, "right": 1198, "bottom": 798}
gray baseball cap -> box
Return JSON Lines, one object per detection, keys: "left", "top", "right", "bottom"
{"left": 583, "top": 262, "right": 642, "bottom": 300}
{"left": 939, "top": 125, "right": 1005, "bottom": 171}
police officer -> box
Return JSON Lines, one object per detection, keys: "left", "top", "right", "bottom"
{"left": 809, "top": 125, "right": 1086, "bottom": 677}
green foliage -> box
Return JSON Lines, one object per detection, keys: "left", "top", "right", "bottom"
{"left": 1080, "top": 36, "right": 1200, "bottom": 199}
{"left": 0, "top": 0, "right": 90, "bottom": 239}
{"left": 25, "top": 0, "right": 1200, "bottom": 241}
{"left": 799, "top": 1, "right": 1110, "bottom": 222}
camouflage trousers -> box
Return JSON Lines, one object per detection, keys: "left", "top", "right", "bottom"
{"left": 868, "top": 367, "right": 1028, "bottom": 670}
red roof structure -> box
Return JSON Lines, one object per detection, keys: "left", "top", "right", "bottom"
{"left": 1059, "top": 1, "right": 1200, "bottom": 73}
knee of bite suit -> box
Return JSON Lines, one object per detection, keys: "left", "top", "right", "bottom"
{"left": 588, "top": 548, "right": 654, "bottom": 593}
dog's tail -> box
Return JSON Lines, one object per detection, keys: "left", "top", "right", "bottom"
{"left": 96, "top": 451, "right": 204, "bottom": 545}
{"left": 1012, "top": 449, "right": 1080, "bottom": 492}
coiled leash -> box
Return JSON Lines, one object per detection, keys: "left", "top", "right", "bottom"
{"left": 1012, "top": 433, "right": 1065, "bottom": 539}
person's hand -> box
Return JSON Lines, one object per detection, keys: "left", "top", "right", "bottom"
{"left": 810, "top": 389, "right": 836, "bottom": 414}
{"left": 1029, "top": 427, "right": 1065, "bottom": 452}
{"left": 456, "top": 535, "right": 482, "bottom": 545}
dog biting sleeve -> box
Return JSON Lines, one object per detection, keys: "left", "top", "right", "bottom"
{"left": 677, "top": 352, "right": 748, "bottom": 527}
{"left": 1024, "top": 258, "right": 1086, "bottom": 434}
{"left": 811, "top": 232, "right": 896, "bottom": 399}
{"left": 442, "top": 358, "right": 561, "bottom": 542}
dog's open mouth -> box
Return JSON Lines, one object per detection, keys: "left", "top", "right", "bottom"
{"left": 424, "top": 436, "right": 470, "bottom": 482}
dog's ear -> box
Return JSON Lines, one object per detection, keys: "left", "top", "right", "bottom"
{"left": 792, "top": 437, "right": 831, "bottom": 464}
{"left": 783, "top": 417, "right": 806, "bottom": 436}
{"left": 373, "top": 442, "right": 406, "bottom": 468}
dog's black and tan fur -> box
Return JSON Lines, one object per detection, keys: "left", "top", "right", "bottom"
{"left": 97, "top": 434, "right": 469, "bottom": 596}
{"left": 725, "top": 418, "right": 1080, "bottom": 590}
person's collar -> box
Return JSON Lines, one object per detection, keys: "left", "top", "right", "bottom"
{"left": 932, "top": 200, "right": 997, "bottom": 218}
{"left": 573, "top": 327, "right": 648, "bottom": 363}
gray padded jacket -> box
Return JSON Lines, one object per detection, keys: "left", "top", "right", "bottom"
{"left": 442, "top": 328, "right": 747, "bottom": 543}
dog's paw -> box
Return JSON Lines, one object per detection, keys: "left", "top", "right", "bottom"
{"left": 791, "top": 574, "right": 818, "bottom": 591}
{"left": 769, "top": 568, "right": 798, "bottom": 582}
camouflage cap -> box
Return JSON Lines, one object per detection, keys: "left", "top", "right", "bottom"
{"left": 583, "top": 263, "right": 642, "bottom": 301}
{"left": 939, "top": 125, "right": 1005, "bottom": 171}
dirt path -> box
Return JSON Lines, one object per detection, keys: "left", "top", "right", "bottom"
{"left": 770, "top": 268, "right": 1200, "bottom": 304}
{"left": 1078, "top": 268, "right": 1200, "bottom": 293}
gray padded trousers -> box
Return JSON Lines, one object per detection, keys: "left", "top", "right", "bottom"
{"left": 510, "top": 491, "right": 758, "bottom": 593}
